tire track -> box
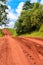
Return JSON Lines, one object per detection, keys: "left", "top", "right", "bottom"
{"left": 14, "top": 37, "right": 43, "bottom": 65}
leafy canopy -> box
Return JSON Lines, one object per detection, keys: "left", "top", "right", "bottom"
{"left": 15, "top": 1, "right": 43, "bottom": 35}
{"left": 0, "top": 0, "right": 8, "bottom": 26}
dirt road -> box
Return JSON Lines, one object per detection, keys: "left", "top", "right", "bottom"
{"left": 0, "top": 29, "right": 43, "bottom": 65}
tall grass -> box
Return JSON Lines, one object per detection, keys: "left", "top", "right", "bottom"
{"left": 0, "top": 29, "right": 3, "bottom": 37}
{"left": 8, "top": 28, "right": 17, "bottom": 36}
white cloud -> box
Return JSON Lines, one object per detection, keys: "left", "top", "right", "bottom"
{"left": 0, "top": 2, "right": 24, "bottom": 28}
{"left": 0, "top": 25, "right": 5, "bottom": 29}
{"left": 5, "top": 5, "right": 17, "bottom": 28}
{"left": 7, "top": 2, "right": 24, "bottom": 28}
{"left": 0, "top": 1, "right": 5, "bottom": 5}
{"left": 8, "top": 5, "right": 11, "bottom": 10}
{"left": 7, "top": 21, "right": 14, "bottom": 28}
{"left": 40, "top": 0, "right": 43, "bottom": 4}
{"left": 16, "top": 2, "right": 24, "bottom": 15}
{"left": 7, "top": 2, "right": 24, "bottom": 20}
{"left": 31, "top": 0, "right": 37, "bottom": 3}
{"left": 7, "top": 5, "right": 18, "bottom": 21}
{"left": 8, "top": 0, "right": 12, "bottom": 2}
{"left": 0, "top": 21, "right": 14, "bottom": 28}
{"left": 7, "top": 11, "right": 17, "bottom": 20}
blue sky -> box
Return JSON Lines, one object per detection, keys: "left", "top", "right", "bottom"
{"left": 8, "top": 0, "right": 25, "bottom": 9}
{"left": 7, "top": 0, "right": 41, "bottom": 11}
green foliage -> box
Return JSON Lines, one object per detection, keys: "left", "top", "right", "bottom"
{"left": 21, "top": 31, "right": 43, "bottom": 38}
{"left": 8, "top": 28, "right": 17, "bottom": 36}
{"left": 0, "top": 0, "right": 8, "bottom": 26}
{"left": 15, "top": 1, "right": 43, "bottom": 35}
{"left": 20, "top": 25, "right": 43, "bottom": 37}
{"left": 23, "top": 0, "right": 34, "bottom": 10}
{"left": 0, "top": 29, "right": 4, "bottom": 37}
{"left": 0, "top": 0, "right": 7, "bottom": 3}
{"left": 39, "top": 24, "right": 43, "bottom": 32}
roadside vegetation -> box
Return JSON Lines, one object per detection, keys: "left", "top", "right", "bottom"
{"left": 0, "top": 24, "right": 43, "bottom": 37}
{"left": 15, "top": 0, "right": 43, "bottom": 38}
{"left": 0, "top": 0, "right": 8, "bottom": 37}
{"left": 8, "top": 28, "right": 17, "bottom": 36}
{"left": 7, "top": 25, "right": 43, "bottom": 37}
{"left": 0, "top": 29, "right": 4, "bottom": 37}
{"left": 21, "top": 25, "right": 43, "bottom": 38}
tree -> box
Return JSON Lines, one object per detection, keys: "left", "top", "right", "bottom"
{"left": 23, "top": 0, "right": 34, "bottom": 10}
{"left": 15, "top": 10, "right": 32, "bottom": 34}
{"left": 31, "top": 3, "right": 43, "bottom": 30}
{"left": 0, "top": 0, "right": 8, "bottom": 26}
{"left": 15, "top": 1, "right": 43, "bottom": 35}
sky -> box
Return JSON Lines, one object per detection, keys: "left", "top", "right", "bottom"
{"left": 0, "top": 0, "right": 43, "bottom": 28}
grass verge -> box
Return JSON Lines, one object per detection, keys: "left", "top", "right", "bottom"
{"left": 8, "top": 28, "right": 17, "bottom": 36}
{"left": 0, "top": 29, "right": 4, "bottom": 37}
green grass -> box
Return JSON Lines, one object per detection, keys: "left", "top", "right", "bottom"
{"left": 0, "top": 29, "right": 3, "bottom": 37}
{"left": 28, "top": 31, "right": 43, "bottom": 37}
{"left": 20, "top": 31, "right": 43, "bottom": 38}
{"left": 8, "top": 28, "right": 17, "bottom": 36}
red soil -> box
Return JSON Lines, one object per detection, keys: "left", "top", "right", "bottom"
{"left": 0, "top": 29, "right": 43, "bottom": 65}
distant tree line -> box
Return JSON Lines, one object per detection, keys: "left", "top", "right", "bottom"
{"left": 15, "top": 0, "right": 43, "bottom": 35}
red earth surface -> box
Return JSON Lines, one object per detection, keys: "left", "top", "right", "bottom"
{"left": 0, "top": 29, "right": 43, "bottom": 65}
